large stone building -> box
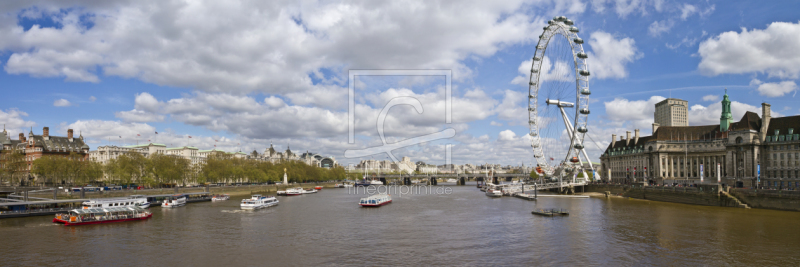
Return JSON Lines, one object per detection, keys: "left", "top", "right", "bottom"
{"left": 654, "top": 98, "right": 688, "bottom": 126}
{"left": 601, "top": 93, "right": 800, "bottom": 189}
{"left": 2, "top": 127, "right": 90, "bottom": 175}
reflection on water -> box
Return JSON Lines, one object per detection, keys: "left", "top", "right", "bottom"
{"left": 1, "top": 185, "right": 799, "bottom": 266}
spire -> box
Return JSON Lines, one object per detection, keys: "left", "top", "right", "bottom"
{"left": 720, "top": 89, "right": 732, "bottom": 132}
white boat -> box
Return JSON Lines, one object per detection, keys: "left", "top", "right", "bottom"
{"left": 161, "top": 194, "right": 187, "bottom": 208}
{"left": 302, "top": 188, "right": 318, "bottom": 194}
{"left": 485, "top": 188, "right": 503, "bottom": 197}
{"left": 240, "top": 195, "right": 279, "bottom": 210}
{"left": 370, "top": 179, "right": 383, "bottom": 185}
{"left": 278, "top": 187, "right": 304, "bottom": 196}
{"left": 128, "top": 195, "right": 150, "bottom": 209}
{"left": 334, "top": 183, "right": 344, "bottom": 188}
{"left": 212, "top": 194, "right": 230, "bottom": 201}
{"left": 343, "top": 183, "right": 354, "bottom": 188}
{"left": 82, "top": 197, "right": 149, "bottom": 209}
{"left": 446, "top": 178, "right": 457, "bottom": 183}
{"left": 359, "top": 193, "right": 392, "bottom": 207}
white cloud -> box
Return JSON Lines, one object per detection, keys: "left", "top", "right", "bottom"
{"left": 701, "top": 95, "right": 720, "bottom": 102}
{"left": 89, "top": 96, "right": 96, "bottom": 102}
{"left": 604, "top": 96, "right": 665, "bottom": 129}
{"left": 115, "top": 109, "right": 165, "bottom": 123}
{"left": 0, "top": 108, "right": 36, "bottom": 135}
{"left": 66, "top": 120, "right": 156, "bottom": 143}
{"left": 587, "top": 31, "right": 641, "bottom": 79}
{"left": 498, "top": 130, "right": 517, "bottom": 141}
{"left": 511, "top": 56, "right": 573, "bottom": 85}
{"left": 648, "top": 20, "right": 673, "bottom": 37}
{"left": 698, "top": 22, "right": 800, "bottom": 79}
{"left": 0, "top": 1, "right": 548, "bottom": 106}
{"left": 53, "top": 99, "right": 72, "bottom": 107}
{"left": 756, "top": 81, "right": 798, "bottom": 97}
{"left": 490, "top": 121, "right": 503, "bottom": 126}
{"left": 679, "top": 4, "right": 697, "bottom": 20}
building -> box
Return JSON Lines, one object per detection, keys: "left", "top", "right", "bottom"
{"left": 2, "top": 127, "right": 91, "bottom": 175}
{"left": 89, "top": 143, "right": 167, "bottom": 164}
{"left": 654, "top": 98, "right": 688, "bottom": 126}
{"left": 601, "top": 92, "right": 800, "bottom": 189}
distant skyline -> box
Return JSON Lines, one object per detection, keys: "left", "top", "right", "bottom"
{"left": 0, "top": 1, "right": 799, "bottom": 166}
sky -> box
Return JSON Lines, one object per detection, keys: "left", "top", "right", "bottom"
{"left": 0, "top": 0, "right": 799, "bottom": 167}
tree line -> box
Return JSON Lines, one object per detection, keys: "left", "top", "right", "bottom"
{"left": 0, "top": 150, "right": 346, "bottom": 187}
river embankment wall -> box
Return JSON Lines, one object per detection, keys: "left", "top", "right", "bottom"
{"left": 729, "top": 189, "right": 800, "bottom": 212}
{"left": 585, "top": 184, "right": 742, "bottom": 208}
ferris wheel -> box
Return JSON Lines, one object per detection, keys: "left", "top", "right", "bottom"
{"left": 527, "top": 16, "right": 597, "bottom": 180}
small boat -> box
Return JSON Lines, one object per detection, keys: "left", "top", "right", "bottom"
{"left": 334, "top": 183, "right": 343, "bottom": 188}
{"left": 531, "top": 208, "right": 569, "bottom": 217}
{"left": 212, "top": 194, "right": 230, "bottom": 201}
{"left": 53, "top": 206, "right": 152, "bottom": 226}
{"left": 343, "top": 183, "right": 354, "bottom": 188}
{"left": 279, "top": 187, "right": 303, "bottom": 196}
{"left": 161, "top": 194, "right": 187, "bottom": 208}
{"left": 129, "top": 195, "right": 150, "bottom": 208}
{"left": 314, "top": 186, "right": 323, "bottom": 190}
{"left": 359, "top": 193, "right": 392, "bottom": 207}
{"left": 240, "top": 195, "right": 279, "bottom": 210}
{"left": 370, "top": 179, "right": 383, "bottom": 185}
{"left": 485, "top": 189, "right": 502, "bottom": 197}
{"left": 446, "top": 178, "right": 457, "bottom": 183}
{"left": 302, "top": 188, "right": 318, "bottom": 194}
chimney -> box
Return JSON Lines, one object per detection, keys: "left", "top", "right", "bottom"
{"left": 761, "top": 103, "right": 771, "bottom": 142}
{"left": 611, "top": 134, "right": 616, "bottom": 148}
{"left": 68, "top": 129, "right": 73, "bottom": 140}
{"left": 652, "top": 123, "right": 660, "bottom": 133}
{"left": 19, "top": 133, "right": 25, "bottom": 142}
{"left": 626, "top": 131, "right": 631, "bottom": 146}
{"left": 634, "top": 129, "right": 640, "bottom": 144}
{"left": 43, "top": 127, "right": 49, "bottom": 138}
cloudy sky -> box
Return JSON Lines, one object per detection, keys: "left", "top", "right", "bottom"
{"left": 0, "top": 0, "right": 798, "bottom": 167}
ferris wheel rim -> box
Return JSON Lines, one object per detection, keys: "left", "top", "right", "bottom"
{"left": 527, "top": 16, "right": 590, "bottom": 176}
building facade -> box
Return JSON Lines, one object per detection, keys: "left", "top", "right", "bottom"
{"left": 654, "top": 98, "right": 688, "bottom": 126}
{"left": 601, "top": 94, "right": 800, "bottom": 189}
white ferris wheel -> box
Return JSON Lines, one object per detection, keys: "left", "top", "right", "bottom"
{"left": 527, "top": 16, "right": 597, "bottom": 180}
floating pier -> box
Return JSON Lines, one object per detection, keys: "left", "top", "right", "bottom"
{"left": 513, "top": 193, "right": 537, "bottom": 201}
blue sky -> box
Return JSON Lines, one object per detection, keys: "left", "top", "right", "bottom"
{"left": 0, "top": 0, "right": 799, "bottom": 166}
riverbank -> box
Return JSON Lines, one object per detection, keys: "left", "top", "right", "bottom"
{"left": 585, "top": 184, "right": 800, "bottom": 211}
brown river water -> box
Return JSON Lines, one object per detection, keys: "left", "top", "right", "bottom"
{"left": 1, "top": 184, "right": 799, "bottom": 266}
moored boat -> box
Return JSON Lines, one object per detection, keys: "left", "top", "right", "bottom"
{"left": 446, "top": 178, "right": 457, "bottom": 183}
{"left": 302, "top": 188, "right": 318, "bottom": 194}
{"left": 531, "top": 208, "right": 569, "bottom": 217}
{"left": 212, "top": 194, "right": 230, "bottom": 201}
{"left": 279, "top": 187, "right": 304, "bottom": 196}
{"left": 485, "top": 188, "right": 502, "bottom": 197}
{"left": 83, "top": 197, "right": 149, "bottom": 209}
{"left": 314, "top": 186, "right": 323, "bottom": 190}
{"left": 53, "top": 206, "right": 152, "bottom": 226}
{"left": 161, "top": 194, "right": 187, "bottom": 208}
{"left": 359, "top": 193, "right": 392, "bottom": 207}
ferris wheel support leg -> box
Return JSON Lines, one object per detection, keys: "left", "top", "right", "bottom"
{"left": 559, "top": 107, "right": 597, "bottom": 182}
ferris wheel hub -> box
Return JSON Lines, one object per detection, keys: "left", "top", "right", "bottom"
{"left": 545, "top": 99, "right": 574, "bottom": 107}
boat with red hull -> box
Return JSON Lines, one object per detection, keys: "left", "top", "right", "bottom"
{"left": 53, "top": 206, "right": 152, "bottom": 226}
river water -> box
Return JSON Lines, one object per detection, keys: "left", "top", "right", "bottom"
{"left": 2, "top": 184, "right": 799, "bottom": 266}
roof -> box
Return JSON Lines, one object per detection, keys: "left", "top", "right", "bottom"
{"left": 166, "top": 146, "right": 199, "bottom": 150}
{"left": 29, "top": 134, "right": 89, "bottom": 152}
{"left": 70, "top": 206, "right": 144, "bottom": 214}
{"left": 729, "top": 111, "right": 761, "bottom": 131}
{"left": 125, "top": 143, "right": 167, "bottom": 148}
{"left": 766, "top": 115, "right": 800, "bottom": 136}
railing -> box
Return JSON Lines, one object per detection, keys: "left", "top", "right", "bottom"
{"left": 0, "top": 207, "right": 74, "bottom": 216}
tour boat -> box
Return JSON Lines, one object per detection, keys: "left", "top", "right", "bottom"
{"left": 53, "top": 206, "right": 152, "bottom": 226}
{"left": 128, "top": 195, "right": 151, "bottom": 209}
{"left": 485, "top": 188, "right": 503, "bottom": 197}
{"left": 161, "top": 194, "right": 187, "bottom": 208}
{"left": 240, "top": 195, "right": 279, "bottom": 210}
{"left": 359, "top": 193, "right": 392, "bottom": 207}
{"left": 212, "top": 194, "right": 230, "bottom": 201}
{"left": 302, "top": 188, "right": 318, "bottom": 194}
{"left": 314, "top": 186, "right": 323, "bottom": 190}
{"left": 83, "top": 197, "right": 149, "bottom": 210}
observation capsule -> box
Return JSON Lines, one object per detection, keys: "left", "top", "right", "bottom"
{"left": 580, "top": 88, "right": 591, "bottom": 95}
{"left": 573, "top": 38, "right": 584, "bottom": 44}
{"left": 577, "top": 52, "right": 588, "bottom": 59}
{"left": 577, "top": 126, "right": 588, "bottom": 133}
{"left": 569, "top": 26, "right": 579, "bottom": 33}
{"left": 579, "top": 70, "right": 590, "bottom": 76}
{"left": 580, "top": 108, "right": 590, "bottom": 115}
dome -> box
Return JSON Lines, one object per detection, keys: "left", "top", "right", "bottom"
{"left": 81, "top": 144, "right": 90, "bottom": 149}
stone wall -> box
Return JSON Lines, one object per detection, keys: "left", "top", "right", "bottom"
{"left": 729, "top": 189, "right": 800, "bottom": 212}
{"left": 586, "top": 184, "right": 741, "bottom": 208}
